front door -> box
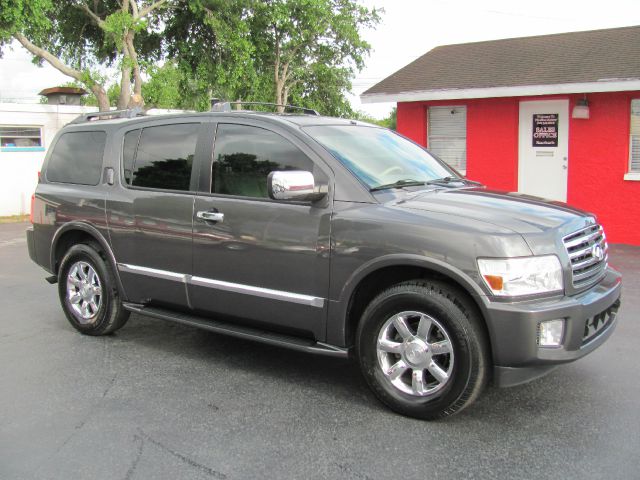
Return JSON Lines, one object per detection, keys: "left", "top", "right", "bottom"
{"left": 518, "top": 100, "right": 569, "bottom": 202}
{"left": 190, "top": 122, "right": 332, "bottom": 341}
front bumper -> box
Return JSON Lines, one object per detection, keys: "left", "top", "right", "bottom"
{"left": 484, "top": 267, "right": 622, "bottom": 387}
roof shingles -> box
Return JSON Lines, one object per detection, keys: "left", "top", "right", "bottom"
{"left": 363, "top": 26, "right": 640, "bottom": 96}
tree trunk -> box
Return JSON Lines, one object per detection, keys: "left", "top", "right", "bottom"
{"left": 276, "top": 89, "right": 284, "bottom": 112}
{"left": 125, "top": 32, "right": 144, "bottom": 107}
{"left": 117, "top": 61, "right": 132, "bottom": 109}
{"left": 91, "top": 84, "right": 111, "bottom": 112}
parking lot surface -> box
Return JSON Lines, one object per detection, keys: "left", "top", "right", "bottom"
{"left": 1, "top": 222, "right": 639, "bottom": 480}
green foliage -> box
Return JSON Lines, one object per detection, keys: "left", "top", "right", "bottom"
{"left": 0, "top": 0, "right": 166, "bottom": 109}
{"left": 169, "top": 0, "right": 380, "bottom": 116}
{"left": 3, "top": 0, "right": 382, "bottom": 116}
{"left": 247, "top": 0, "right": 380, "bottom": 116}
{"left": 142, "top": 62, "right": 184, "bottom": 109}
{"left": 379, "top": 107, "right": 397, "bottom": 130}
{"left": 60, "top": 81, "right": 119, "bottom": 106}
{"left": 0, "top": 0, "right": 53, "bottom": 43}
{"left": 352, "top": 107, "right": 397, "bottom": 130}
{"left": 165, "top": 0, "right": 263, "bottom": 107}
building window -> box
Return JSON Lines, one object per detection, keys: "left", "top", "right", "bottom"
{"left": 0, "top": 126, "right": 44, "bottom": 152}
{"left": 627, "top": 99, "right": 640, "bottom": 180}
{"left": 427, "top": 106, "right": 467, "bottom": 173}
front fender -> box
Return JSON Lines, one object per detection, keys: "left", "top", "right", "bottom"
{"left": 325, "top": 254, "right": 490, "bottom": 347}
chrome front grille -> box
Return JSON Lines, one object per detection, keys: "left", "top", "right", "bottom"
{"left": 563, "top": 224, "right": 608, "bottom": 290}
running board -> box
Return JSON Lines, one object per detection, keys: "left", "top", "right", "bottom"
{"left": 122, "top": 303, "right": 349, "bottom": 358}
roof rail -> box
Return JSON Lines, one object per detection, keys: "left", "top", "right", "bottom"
{"left": 211, "top": 101, "right": 319, "bottom": 116}
{"left": 70, "top": 107, "right": 145, "bottom": 124}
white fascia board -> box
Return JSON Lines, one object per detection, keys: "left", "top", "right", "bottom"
{"left": 360, "top": 80, "right": 640, "bottom": 104}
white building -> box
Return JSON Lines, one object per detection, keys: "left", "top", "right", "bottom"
{"left": 0, "top": 102, "right": 98, "bottom": 216}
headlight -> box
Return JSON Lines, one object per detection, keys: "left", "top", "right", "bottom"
{"left": 477, "top": 255, "right": 563, "bottom": 296}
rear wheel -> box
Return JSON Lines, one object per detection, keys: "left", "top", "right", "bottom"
{"left": 58, "top": 243, "right": 129, "bottom": 336}
{"left": 356, "top": 280, "right": 489, "bottom": 420}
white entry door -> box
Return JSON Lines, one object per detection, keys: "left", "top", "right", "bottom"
{"left": 518, "top": 100, "right": 569, "bottom": 202}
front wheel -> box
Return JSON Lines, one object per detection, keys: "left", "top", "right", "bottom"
{"left": 356, "top": 281, "right": 490, "bottom": 420}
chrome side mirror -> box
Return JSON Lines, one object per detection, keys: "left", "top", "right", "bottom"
{"left": 267, "top": 170, "right": 326, "bottom": 202}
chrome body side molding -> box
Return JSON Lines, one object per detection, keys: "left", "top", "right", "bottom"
{"left": 117, "top": 263, "right": 325, "bottom": 308}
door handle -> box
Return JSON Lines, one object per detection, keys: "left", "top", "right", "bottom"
{"left": 196, "top": 210, "right": 224, "bottom": 222}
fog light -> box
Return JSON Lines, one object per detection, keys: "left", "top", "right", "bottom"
{"left": 538, "top": 319, "right": 564, "bottom": 347}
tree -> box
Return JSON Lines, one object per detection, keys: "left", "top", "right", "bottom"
{"left": 379, "top": 107, "right": 397, "bottom": 130}
{"left": 0, "top": 0, "right": 169, "bottom": 111}
{"left": 2, "top": 0, "right": 381, "bottom": 115}
{"left": 164, "top": 0, "right": 267, "bottom": 110}
{"left": 352, "top": 107, "right": 396, "bottom": 130}
{"left": 168, "top": 0, "right": 380, "bottom": 116}
{"left": 249, "top": 0, "right": 380, "bottom": 113}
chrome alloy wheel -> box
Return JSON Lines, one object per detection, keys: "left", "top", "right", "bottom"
{"left": 66, "top": 261, "right": 102, "bottom": 324}
{"left": 376, "top": 311, "right": 454, "bottom": 397}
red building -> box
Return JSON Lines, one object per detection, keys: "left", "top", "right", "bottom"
{"left": 362, "top": 26, "right": 640, "bottom": 246}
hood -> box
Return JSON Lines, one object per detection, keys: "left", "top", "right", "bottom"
{"left": 393, "top": 187, "right": 595, "bottom": 238}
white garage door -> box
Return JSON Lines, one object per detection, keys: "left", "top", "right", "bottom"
{"left": 427, "top": 106, "right": 467, "bottom": 173}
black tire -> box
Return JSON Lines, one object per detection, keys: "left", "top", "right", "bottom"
{"left": 57, "top": 242, "right": 129, "bottom": 336}
{"left": 356, "top": 280, "right": 490, "bottom": 420}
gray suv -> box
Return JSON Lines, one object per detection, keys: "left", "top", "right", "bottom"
{"left": 26, "top": 106, "right": 622, "bottom": 419}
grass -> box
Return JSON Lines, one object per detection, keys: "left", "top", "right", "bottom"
{"left": 0, "top": 214, "right": 29, "bottom": 224}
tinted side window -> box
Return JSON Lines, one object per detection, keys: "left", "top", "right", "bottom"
{"left": 131, "top": 123, "right": 198, "bottom": 191}
{"left": 46, "top": 131, "right": 106, "bottom": 185}
{"left": 123, "top": 129, "right": 141, "bottom": 185}
{"left": 212, "top": 124, "right": 315, "bottom": 198}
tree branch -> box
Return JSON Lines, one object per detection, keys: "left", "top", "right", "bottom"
{"left": 14, "top": 33, "right": 110, "bottom": 111}
{"left": 274, "top": 28, "right": 281, "bottom": 84}
{"left": 130, "top": 0, "right": 140, "bottom": 17}
{"left": 14, "top": 33, "right": 84, "bottom": 81}
{"left": 281, "top": 60, "right": 290, "bottom": 84}
{"left": 76, "top": 2, "right": 106, "bottom": 29}
{"left": 137, "top": 0, "right": 167, "bottom": 19}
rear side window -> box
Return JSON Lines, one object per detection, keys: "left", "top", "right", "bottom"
{"left": 129, "top": 124, "right": 198, "bottom": 191}
{"left": 212, "top": 124, "right": 315, "bottom": 198}
{"left": 46, "top": 131, "right": 106, "bottom": 185}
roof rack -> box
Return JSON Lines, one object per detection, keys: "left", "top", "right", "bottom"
{"left": 211, "top": 101, "right": 319, "bottom": 116}
{"left": 70, "top": 107, "right": 145, "bottom": 124}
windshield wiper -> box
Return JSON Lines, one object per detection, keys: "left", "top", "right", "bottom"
{"left": 426, "top": 176, "right": 482, "bottom": 186}
{"left": 369, "top": 179, "right": 428, "bottom": 192}
{"left": 426, "top": 176, "right": 459, "bottom": 185}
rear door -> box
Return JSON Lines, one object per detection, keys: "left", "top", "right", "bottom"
{"left": 190, "top": 120, "right": 333, "bottom": 340}
{"left": 107, "top": 120, "right": 208, "bottom": 308}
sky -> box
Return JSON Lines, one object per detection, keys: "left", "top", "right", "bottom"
{"left": 1, "top": 0, "right": 640, "bottom": 118}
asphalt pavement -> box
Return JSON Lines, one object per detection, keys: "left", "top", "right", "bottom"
{"left": 1, "top": 222, "right": 639, "bottom": 480}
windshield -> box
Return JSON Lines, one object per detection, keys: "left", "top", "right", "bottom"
{"left": 305, "top": 125, "right": 455, "bottom": 190}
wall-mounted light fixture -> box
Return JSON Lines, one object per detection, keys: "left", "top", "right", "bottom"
{"left": 572, "top": 96, "right": 590, "bottom": 119}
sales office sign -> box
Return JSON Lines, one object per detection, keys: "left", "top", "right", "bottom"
{"left": 532, "top": 113, "right": 559, "bottom": 147}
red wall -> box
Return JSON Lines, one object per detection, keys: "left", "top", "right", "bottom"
{"left": 396, "top": 102, "right": 426, "bottom": 145}
{"left": 396, "top": 93, "right": 640, "bottom": 245}
{"left": 567, "top": 92, "right": 640, "bottom": 245}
